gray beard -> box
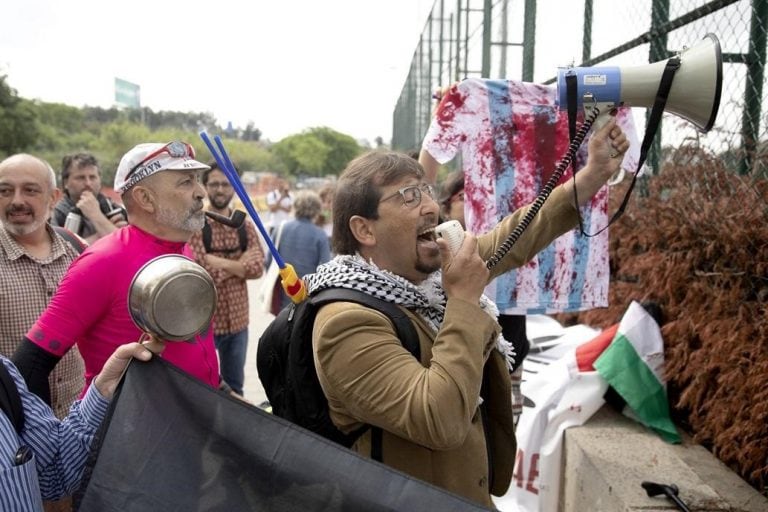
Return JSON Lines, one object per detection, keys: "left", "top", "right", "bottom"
{"left": 156, "top": 205, "right": 205, "bottom": 233}
{"left": 1, "top": 216, "right": 48, "bottom": 237}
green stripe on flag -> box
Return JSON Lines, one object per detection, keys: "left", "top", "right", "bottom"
{"left": 594, "top": 333, "right": 681, "bottom": 444}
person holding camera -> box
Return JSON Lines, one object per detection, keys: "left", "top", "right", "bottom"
{"left": 51, "top": 153, "right": 128, "bottom": 243}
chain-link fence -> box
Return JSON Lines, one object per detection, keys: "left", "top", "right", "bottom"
{"left": 394, "top": 0, "right": 765, "bottom": 174}
{"left": 393, "top": 0, "right": 768, "bottom": 495}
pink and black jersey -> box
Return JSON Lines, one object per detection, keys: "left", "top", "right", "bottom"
{"left": 27, "top": 225, "right": 220, "bottom": 391}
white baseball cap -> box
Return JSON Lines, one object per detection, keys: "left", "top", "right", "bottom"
{"left": 114, "top": 141, "right": 210, "bottom": 194}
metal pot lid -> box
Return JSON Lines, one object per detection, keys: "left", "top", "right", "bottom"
{"left": 128, "top": 255, "right": 217, "bottom": 342}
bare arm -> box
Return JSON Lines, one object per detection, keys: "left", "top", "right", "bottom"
{"left": 92, "top": 342, "right": 155, "bottom": 399}
{"left": 418, "top": 149, "right": 440, "bottom": 184}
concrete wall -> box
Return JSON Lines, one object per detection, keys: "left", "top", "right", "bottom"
{"left": 561, "top": 406, "right": 768, "bottom": 511}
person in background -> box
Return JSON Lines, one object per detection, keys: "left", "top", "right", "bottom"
{"left": 315, "top": 182, "right": 335, "bottom": 247}
{"left": 0, "top": 154, "right": 85, "bottom": 419}
{"left": 1, "top": 342, "right": 156, "bottom": 512}
{"left": 437, "top": 170, "right": 464, "bottom": 224}
{"left": 188, "top": 162, "right": 264, "bottom": 396}
{"left": 13, "top": 141, "right": 221, "bottom": 405}
{"left": 51, "top": 153, "right": 127, "bottom": 243}
{"left": 0, "top": 154, "right": 88, "bottom": 512}
{"left": 265, "top": 178, "right": 293, "bottom": 237}
{"left": 305, "top": 117, "right": 628, "bottom": 507}
{"left": 438, "top": 169, "right": 528, "bottom": 425}
{"left": 271, "top": 190, "right": 331, "bottom": 312}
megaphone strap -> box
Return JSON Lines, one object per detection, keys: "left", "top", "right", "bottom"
{"left": 568, "top": 55, "right": 681, "bottom": 238}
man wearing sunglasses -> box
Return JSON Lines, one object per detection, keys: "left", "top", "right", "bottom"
{"left": 13, "top": 141, "right": 222, "bottom": 406}
{"left": 303, "top": 119, "right": 629, "bottom": 507}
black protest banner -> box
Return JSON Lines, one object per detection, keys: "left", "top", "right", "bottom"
{"left": 75, "top": 357, "right": 490, "bottom": 511}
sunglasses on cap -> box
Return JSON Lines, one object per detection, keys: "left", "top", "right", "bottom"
{"left": 125, "top": 141, "right": 196, "bottom": 181}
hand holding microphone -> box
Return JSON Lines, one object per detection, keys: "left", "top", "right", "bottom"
{"left": 436, "top": 220, "right": 465, "bottom": 255}
{"left": 438, "top": 224, "right": 488, "bottom": 304}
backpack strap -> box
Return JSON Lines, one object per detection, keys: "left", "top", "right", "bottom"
{"left": 310, "top": 288, "right": 421, "bottom": 462}
{"left": 202, "top": 218, "right": 248, "bottom": 254}
{"left": 53, "top": 226, "right": 87, "bottom": 254}
{"left": 202, "top": 221, "right": 213, "bottom": 253}
{"left": 237, "top": 222, "right": 248, "bottom": 253}
{"left": 0, "top": 360, "right": 25, "bottom": 434}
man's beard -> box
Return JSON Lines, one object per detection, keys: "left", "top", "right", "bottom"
{"left": 2, "top": 206, "right": 48, "bottom": 237}
{"left": 209, "top": 193, "right": 232, "bottom": 210}
{"left": 415, "top": 256, "right": 441, "bottom": 276}
{"left": 156, "top": 203, "right": 205, "bottom": 232}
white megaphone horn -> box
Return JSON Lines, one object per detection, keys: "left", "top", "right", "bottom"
{"left": 556, "top": 33, "right": 723, "bottom": 132}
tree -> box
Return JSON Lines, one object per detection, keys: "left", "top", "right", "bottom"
{"left": 272, "top": 126, "right": 361, "bottom": 177}
{"left": 307, "top": 127, "right": 361, "bottom": 175}
{"left": 272, "top": 134, "right": 328, "bottom": 176}
{"left": 0, "top": 75, "right": 38, "bottom": 157}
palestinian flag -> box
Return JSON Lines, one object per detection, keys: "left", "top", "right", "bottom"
{"left": 501, "top": 303, "right": 680, "bottom": 512}
{"left": 594, "top": 301, "right": 681, "bottom": 444}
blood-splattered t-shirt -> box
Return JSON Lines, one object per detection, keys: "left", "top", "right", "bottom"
{"left": 422, "top": 78, "right": 640, "bottom": 313}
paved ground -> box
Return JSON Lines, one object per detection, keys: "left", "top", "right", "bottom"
{"left": 241, "top": 275, "right": 274, "bottom": 404}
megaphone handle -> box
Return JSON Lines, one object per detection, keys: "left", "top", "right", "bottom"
{"left": 586, "top": 102, "right": 614, "bottom": 130}
{"left": 586, "top": 103, "right": 625, "bottom": 184}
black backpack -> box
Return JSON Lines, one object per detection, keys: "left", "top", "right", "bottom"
{"left": 0, "top": 360, "right": 24, "bottom": 434}
{"left": 256, "top": 288, "right": 420, "bottom": 455}
{"left": 201, "top": 219, "right": 247, "bottom": 254}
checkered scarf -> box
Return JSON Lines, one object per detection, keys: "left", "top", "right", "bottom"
{"left": 305, "top": 254, "right": 515, "bottom": 370}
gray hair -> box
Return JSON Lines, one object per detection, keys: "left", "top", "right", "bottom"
{"left": 293, "top": 190, "right": 323, "bottom": 220}
{"left": 0, "top": 154, "right": 57, "bottom": 191}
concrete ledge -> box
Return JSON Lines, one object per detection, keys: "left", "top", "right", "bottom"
{"left": 561, "top": 405, "right": 768, "bottom": 511}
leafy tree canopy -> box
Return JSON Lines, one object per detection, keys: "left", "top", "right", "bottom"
{"left": 272, "top": 126, "right": 361, "bottom": 177}
{"left": 0, "top": 75, "right": 39, "bottom": 157}
{"left": 0, "top": 82, "right": 366, "bottom": 187}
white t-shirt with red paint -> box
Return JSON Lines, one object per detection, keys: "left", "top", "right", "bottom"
{"left": 422, "top": 78, "right": 640, "bottom": 313}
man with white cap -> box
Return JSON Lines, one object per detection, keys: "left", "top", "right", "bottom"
{"left": 13, "top": 141, "right": 222, "bottom": 405}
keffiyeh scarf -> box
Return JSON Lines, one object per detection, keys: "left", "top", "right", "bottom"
{"left": 305, "top": 254, "right": 516, "bottom": 370}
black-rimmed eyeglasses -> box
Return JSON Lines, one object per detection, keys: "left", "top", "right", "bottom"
{"left": 379, "top": 183, "right": 436, "bottom": 208}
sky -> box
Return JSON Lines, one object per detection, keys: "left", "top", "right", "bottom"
{"left": 0, "top": 0, "right": 434, "bottom": 144}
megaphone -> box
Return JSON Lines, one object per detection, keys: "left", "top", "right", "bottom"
{"left": 557, "top": 33, "right": 723, "bottom": 132}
